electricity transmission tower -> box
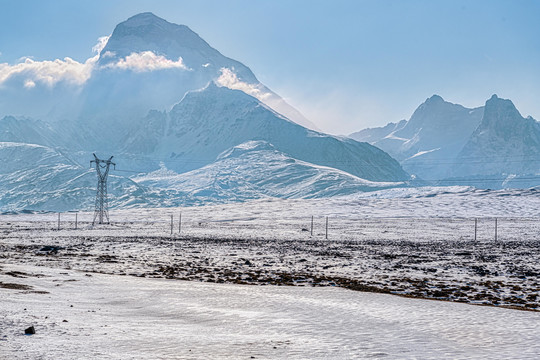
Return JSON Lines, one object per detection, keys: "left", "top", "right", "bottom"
{"left": 91, "top": 154, "right": 115, "bottom": 225}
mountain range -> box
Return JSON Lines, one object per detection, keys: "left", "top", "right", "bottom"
{"left": 0, "top": 12, "right": 409, "bottom": 212}
{"left": 1, "top": 12, "right": 537, "bottom": 212}
{"left": 350, "top": 94, "right": 540, "bottom": 188}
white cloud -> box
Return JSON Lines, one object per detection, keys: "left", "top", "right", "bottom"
{"left": 104, "top": 51, "right": 190, "bottom": 72}
{"left": 92, "top": 35, "right": 110, "bottom": 54}
{"left": 216, "top": 68, "right": 271, "bottom": 100}
{"left": 0, "top": 55, "right": 98, "bottom": 87}
{"left": 24, "top": 79, "right": 36, "bottom": 88}
{"left": 0, "top": 34, "right": 190, "bottom": 89}
{"left": 101, "top": 51, "right": 116, "bottom": 58}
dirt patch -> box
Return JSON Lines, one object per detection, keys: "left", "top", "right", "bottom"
{"left": 2, "top": 231, "right": 539, "bottom": 311}
{"left": 0, "top": 281, "right": 33, "bottom": 290}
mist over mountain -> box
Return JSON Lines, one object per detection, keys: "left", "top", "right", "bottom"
{"left": 0, "top": 12, "right": 316, "bottom": 133}
{"left": 350, "top": 95, "right": 540, "bottom": 188}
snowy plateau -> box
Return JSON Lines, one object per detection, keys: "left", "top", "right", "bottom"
{"left": 0, "top": 11, "right": 539, "bottom": 360}
{"left": 1, "top": 193, "right": 539, "bottom": 359}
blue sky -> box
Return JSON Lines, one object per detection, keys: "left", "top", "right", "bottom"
{"left": 1, "top": 0, "right": 539, "bottom": 134}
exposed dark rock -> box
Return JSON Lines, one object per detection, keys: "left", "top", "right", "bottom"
{"left": 39, "top": 245, "right": 64, "bottom": 253}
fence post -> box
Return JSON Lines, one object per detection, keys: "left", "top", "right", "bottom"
{"left": 310, "top": 216, "right": 313, "bottom": 236}
{"left": 57, "top": 213, "right": 60, "bottom": 230}
{"left": 495, "top": 218, "right": 498, "bottom": 241}
{"left": 325, "top": 216, "right": 328, "bottom": 240}
{"left": 474, "top": 218, "right": 477, "bottom": 241}
{"left": 170, "top": 214, "right": 174, "bottom": 235}
{"left": 75, "top": 213, "right": 78, "bottom": 230}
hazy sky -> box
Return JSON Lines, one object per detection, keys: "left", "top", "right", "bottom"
{"left": 1, "top": 0, "right": 539, "bottom": 134}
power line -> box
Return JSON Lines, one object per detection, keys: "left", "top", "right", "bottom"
{"left": 421, "top": 177, "right": 540, "bottom": 183}
{"left": 111, "top": 167, "right": 540, "bottom": 184}
{"left": 114, "top": 169, "right": 143, "bottom": 174}
{"left": 111, "top": 154, "right": 540, "bottom": 166}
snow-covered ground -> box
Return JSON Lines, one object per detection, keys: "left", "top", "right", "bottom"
{"left": 1, "top": 264, "right": 539, "bottom": 360}
{"left": 1, "top": 187, "right": 539, "bottom": 358}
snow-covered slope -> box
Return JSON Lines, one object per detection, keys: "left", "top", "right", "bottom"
{"left": 0, "top": 138, "right": 405, "bottom": 212}
{"left": 0, "top": 139, "right": 404, "bottom": 211}
{"left": 133, "top": 141, "right": 403, "bottom": 206}
{"left": 0, "top": 84, "right": 410, "bottom": 212}
{"left": 0, "top": 143, "right": 149, "bottom": 212}
{"left": 123, "top": 83, "right": 409, "bottom": 182}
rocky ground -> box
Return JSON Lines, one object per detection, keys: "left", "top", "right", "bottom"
{"left": 1, "top": 216, "right": 538, "bottom": 311}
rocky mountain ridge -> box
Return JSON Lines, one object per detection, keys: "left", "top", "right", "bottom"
{"left": 350, "top": 95, "right": 539, "bottom": 188}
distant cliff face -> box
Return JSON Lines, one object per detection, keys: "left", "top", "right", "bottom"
{"left": 350, "top": 94, "right": 540, "bottom": 188}
{"left": 450, "top": 95, "right": 540, "bottom": 178}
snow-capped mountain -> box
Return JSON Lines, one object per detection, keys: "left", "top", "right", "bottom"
{"left": 0, "top": 13, "right": 412, "bottom": 212}
{"left": 39, "top": 12, "right": 315, "bottom": 138}
{"left": 122, "top": 83, "right": 408, "bottom": 182}
{"left": 0, "top": 115, "right": 91, "bottom": 152}
{"left": 450, "top": 95, "right": 540, "bottom": 179}
{"left": 0, "top": 13, "right": 315, "bottom": 132}
{"left": 350, "top": 95, "right": 539, "bottom": 188}
{"left": 0, "top": 84, "right": 409, "bottom": 212}
{"left": 350, "top": 95, "right": 484, "bottom": 180}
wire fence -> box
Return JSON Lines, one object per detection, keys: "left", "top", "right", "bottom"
{"left": 0, "top": 211, "right": 538, "bottom": 243}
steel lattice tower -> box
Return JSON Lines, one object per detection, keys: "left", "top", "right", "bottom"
{"left": 91, "top": 154, "right": 115, "bottom": 225}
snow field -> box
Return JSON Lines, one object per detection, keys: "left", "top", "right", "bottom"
{"left": 1, "top": 264, "right": 539, "bottom": 359}
{"left": 1, "top": 191, "right": 539, "bottom": 359}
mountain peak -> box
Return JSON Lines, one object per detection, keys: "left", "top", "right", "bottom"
{"left": 98, "top": 12, "right": 214, "bottom": 66}
{"left": 454, "top": 94, "right": 540, "bottom": 178}
{"left": 426, "top": 94, "right": 444, "bottom": 103}
{"left": 413, "top": 94, "right": 453, "bottom": 116}
{"left": 485, "top": 94, "right": 517, "bottom": 109}
{"left": 483, "top": 94, "right": 522, "bottom": 123}
{"left": 124, "top": 12, "right": 164, "bottom": 25}
{"left": 117, "top": 12, "right": 188, "bottom": 32}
